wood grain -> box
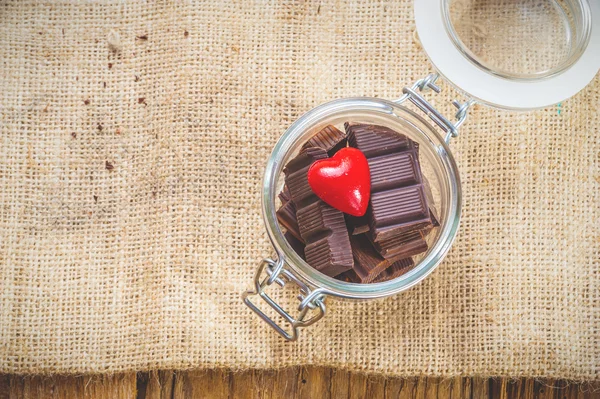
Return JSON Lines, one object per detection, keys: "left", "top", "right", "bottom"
{"left": 1, "top": 370, "right": 599, "bottom": 398}
{"left": 1, "top": 373, "right": 136, "bottom": 399}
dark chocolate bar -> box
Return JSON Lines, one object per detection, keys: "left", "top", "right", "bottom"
{"left": 284, "top": 147, "right": 328, "bottom": 208}
{"left": 340, "top": 256, "right": 414, "bottom": 284}
{"left": 297, "top": 201, "right": 354, "bottom": 277}
{"left": 284, "top": 231, "right": 305, "bottom": 260}
{"left": 370, "top": 229, "right": 428, "bottom": 259}
{"left": 285, "top": 147, "right": 353, "bottom": 277}
{"left": 345, "top": 214, "right": 370, "bottom": 235}
{"left": 346, "top": 123, "right": 432, "bottom": 243}
{"left": 371, "top": 257, "right": 414, "bottom": 283}
{"left": 301, "top": 125, "right": 347, "bottom": 156}
{"left": 276, "top": 200, "right": 302, "bottom": 242}
{"left": 346, "top": 122, "right": 410, "bottom": 157}
{"left": 369, "top": 149, "right": 421, "bottom": 191}
{"left": 368, "top": 185, "right": 432, "bottom": 241}
{"left": 348, "top": 235, "right": 394, "bottom": 283}
{"left": 278, "top": 185, "right": 291, "bottom": 204}
{"left": 347, "top": 235, "right": 418, "bottom": 284}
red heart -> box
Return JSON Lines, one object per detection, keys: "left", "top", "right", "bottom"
{"left": 307, "top": 147, "right": 371, "bottom": 217}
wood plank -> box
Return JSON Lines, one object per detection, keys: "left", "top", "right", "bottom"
{"left": 572, "top": 381, "right": 600, "bottom": 399}
{"left": 252, "top": 369, "right": 277, "bottom": 399}
{"left": 230, "top": 370, "right": 256, "bottom": 399}
{"left": 472, "top": 377, "right": 490, "bottom": 399}
{"left": 506, "top": 378, "right": 527, "bottom": 399}
{"left": 365, "top": 375, "right": 386, "bottom": 399}
{"left": 535, "top": 379, "right": 556, "bottom": 399}
{"left": 383, "top": 375, "right": 404, "bottom": 398}
{"left": 437, "top": 378, "right": 453, "bottom": 399}
{"left": 156, "top": 371, "right": 175, "bottom": 399}
{"left": 489, "top": 377, "right": 507, "bottom": 399}
{"left": 460, "top": 377, "right": 473, "bottom": 399}
{"left": 397, "top": 377, "right": 418, "bottom": 399}
{"left": 7, "top": 374, "right": 136, "bottom": 399}
{"left": 348, "top": 372, "right": 368, "bottom": 399}
{"left": 0, "top": 374, "right": 11, "bottom": 399}
{"left": 448, "top": 376, "right": 472, "bottom": 399}
{"left": 523, "top": 379, "right": 535, "bottom": 399}
{"left": 171, "top": 371, "right": 185, "bottom": 399}
{"left": 270, "top": 368, "right": 299, "bottom": 399}
{"left": 330, "top": 369, "right": 350, "bottom": 399}
{"left": 228, "top": 369, "right": 278, "bottom": 399}
{"left": 414, "top": 377, "right": 427, "bottom": 399}
{"left": 172, "top": 369, "right": 229, "bottom": 399}
{"left": 1, "top": 370, "right": 598, "bottom": 399}
{"left": 423, "top": 377, "right": 438, "bottom": 398}
{"left": 297, "top": 366, "right": 331, "bottom": 399}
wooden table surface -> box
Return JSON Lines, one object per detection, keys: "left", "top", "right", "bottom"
{"left": 1, "top": 368, "right": 599, "bottom": 398}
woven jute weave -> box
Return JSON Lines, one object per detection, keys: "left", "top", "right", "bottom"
{"left": 0, "top": 1, "right": 598, "bottom": 378}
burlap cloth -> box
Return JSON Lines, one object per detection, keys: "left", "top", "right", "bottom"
{"left": 0, "top": 1, "right": 598, "bottom": 379}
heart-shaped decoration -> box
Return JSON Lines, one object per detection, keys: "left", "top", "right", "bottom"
{"left": 307, "top": 147, "right": 371, "bottom": 217}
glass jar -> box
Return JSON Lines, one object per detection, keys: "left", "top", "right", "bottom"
{"left": 243, "top": 0, "right": 599, "bottom": 341}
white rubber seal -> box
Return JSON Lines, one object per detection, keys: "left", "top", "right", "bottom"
{"left": 415, "top": 0, "right": 600, "bottom": 110}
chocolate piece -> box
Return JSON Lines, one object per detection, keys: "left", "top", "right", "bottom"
{"left": 340, "top": 256, "right": 414, "bottom": 284}
{"left": 347, "top": 235, "right": 418, "bottom": 284}
{"left": 346, "top": 123, "right": 432, "bottom": 244}
{"left": 284, "top": 147, "right": 328, "bottom": 208}
{"left": 368, "top": 185, "right": 432, "bottom": 241}
{"left": 345, "top": 214, "right": 370, "bottom": 235}
{"left": 372, "top": 257, "right": 415, "bottom": 283}
{"left": 369, "top": 149, "right": 421, "bottom": 191}
{"left": 276, "top": 200, "right": 302, "bottom": 242}
{"left": 349, "top": 235, "right": 397, "bottom": 283}
{"left": 297, "top": 201, "right": 353, "bottom": 277}
{"left": 370, "top": 229, "right": 429, "bottom": 259}
{"left": 284, "top": 147, "right": 353, "bottom": 277}
{"left": 346, "top": 122, "right": 410, "bottom": 157}
{"left": 278, "top": 185, "right": 291, "bottom": 204}
{"left": 301, "top": 125, "right": 347, "bottom": 156}
{"left": 284, "top": 231, "right": 305, "bottom": 260}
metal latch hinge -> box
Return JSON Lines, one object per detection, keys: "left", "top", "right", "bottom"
{"left": 242, "top": 258, "right": 327, "bottom": 341}
{"left": 395, "top": 73, "right": 474, "bottom": 144}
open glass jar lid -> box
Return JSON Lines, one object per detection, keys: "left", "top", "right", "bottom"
{"left": 417, "top": 0, "right": 600, "bottom": 109}
{"left": 243, "top": 0, "right": 600, "bottom": 341}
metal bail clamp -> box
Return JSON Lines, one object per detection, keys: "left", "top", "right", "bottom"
{"left": 242, "top": 258, "right": 327, "bottom": 341}
{"left": 395, "top": 73, "right": 474, "bottom": 144}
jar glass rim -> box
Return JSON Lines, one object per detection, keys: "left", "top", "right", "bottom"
{"left": 262, "top": 98, "right": 462, "bottom": 300}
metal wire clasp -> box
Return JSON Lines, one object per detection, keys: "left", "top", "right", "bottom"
{"left": 395, "top": 73, "right": 474, "bottom": 143}
{"left": 242, "top": 258, "right": 326, "bottom": 341}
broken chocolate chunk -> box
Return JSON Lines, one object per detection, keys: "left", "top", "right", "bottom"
{"left": 301, "top": 125, "right": 347, "bottom": 156}
{"left": 284, "top": 231, "right": 305, "bottom": 260}
{"left": 340, "top": 256, "right": 414, "bottom": 284}
{"left": 345, "top": 214, "right": 370, "bottom": 235}
{"left": 346, "top": 122, "right": 410, "bottom": 157}
{"left": 346, "top": 123, "right": 433, "bottom": 243}
{"left": 371, "top": 257, "right": 415, "bottom": 283}
{"left": 278, "top": 185, "right": 291, "bottom": 204}
{"left": 276, "top": 200, "right": 302, "bottom": 242}
{"left": 348, "top": 235, "right": 396, "bottom": 283}
{"left": 284, "top": 147, "right": 328, "bottom": 208}
{"left": 369, "top": 229, "right": 429, "bottom": 259}
{"left": 368, "top": 149, "right": 421, "bottom": 191}
{"left": 368, "top": 185, "right": 432, "bottom": 241}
